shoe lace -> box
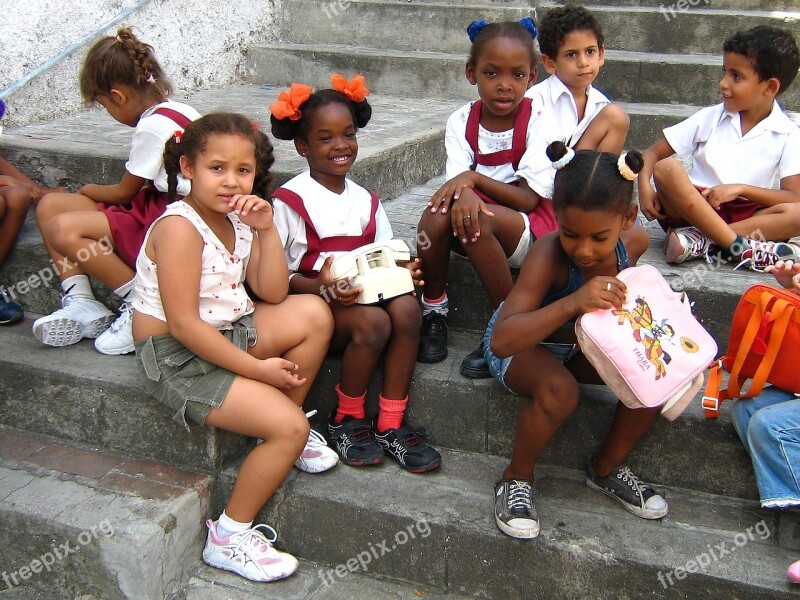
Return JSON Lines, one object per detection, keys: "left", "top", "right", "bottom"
{"left": 681, "top": 227, "right": 710, "bottom": 257}
{"left": 506, "top": 480, "right": 533, "bottom": 512}
{"left": 423, "top": 312, "right": 447, "bottom": 334}
{"left": 615, "top": 466, "right": 647, "bottom": 496}
{"left": 734, "top": 241, "right": 794, "bottom": 272}
{"left": 108, "top": 302, "right": 133, "bottom": 333}
{"left": 231, "top": 524, "right": 278, "bottom": 557}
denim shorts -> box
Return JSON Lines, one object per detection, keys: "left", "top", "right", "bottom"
{"left": 484, "top": 303, "right": 581, "bottom": 391}
{"left": 134, "top": 315, "right": 257, "bottom": 430}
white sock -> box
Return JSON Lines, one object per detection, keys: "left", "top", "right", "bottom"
{"left": 216, "top": 510, "right": 252, "bottom": 539}
{"left": 113, "top": 278, "right": 135, "bottom": 303}
{"left": 421, "top": 293, "right": 448, "bottom": 317}
{"left": 61, "top": 275, "right": 94, "bottom": 299}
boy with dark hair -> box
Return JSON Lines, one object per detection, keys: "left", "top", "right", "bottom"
{"left": 526, "top": 5, "right": 630, "bottom": 153}
{"left": 639, "top": 25, "right": 800, "bottom": 271}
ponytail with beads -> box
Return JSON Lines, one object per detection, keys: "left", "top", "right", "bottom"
{"left": 546, "top": 141, "right": 643, "bottom": 214}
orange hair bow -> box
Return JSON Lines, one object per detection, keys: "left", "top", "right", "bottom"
{"left": 269, "top": 83, "right": 313, "bottom": 121}
{"left": 331, "top": 73, "right": 370, "bottom": 103}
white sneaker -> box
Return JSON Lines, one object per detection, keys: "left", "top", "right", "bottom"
{"left": 664, "top": 226, "right": 712, "bottom": 264}
{"left": 94, "top": 303, "right": 134, "bottom": 355}
{"left": 294, "top": 410, "right": 339, "bottom": 473}
{"left": 32, "top": 296, "right": 115, "bottom": 347}
{"left": 202, "top": 520, "right": 299, "bottom": 582}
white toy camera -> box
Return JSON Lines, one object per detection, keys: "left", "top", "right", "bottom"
{"left": 329, "top": 240, "right": 414, "bottom": 304}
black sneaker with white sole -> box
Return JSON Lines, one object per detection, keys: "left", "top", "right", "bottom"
{"left": 373, "top": 423, "right": 441, "bottom": 473}
{"left": 585, "top": 459, "right": 668, "bottom": 519}
{"left": 494, "top": 478, "right": 539, "bottom": 539}
{"left": 327, "top": 413, "right": 383, "bottom": 466}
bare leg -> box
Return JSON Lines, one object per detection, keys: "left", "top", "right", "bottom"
{"left": 575, "top": 104, "right": 630, "bottom": 154}
{"left": 728, "top": 203, "right": 800, "bottom": 242}
{"left": 36, "top": 192, "right": 100, "bottom": 281}
{"left": 330, "top": 304, "right": 391, "bottom": 397}
{"left": 381, "top": 294, "right": 421, "bottom": 398}
{"left": 417, "top": 208, "right": 454, "bottom": 300}
{"left": 0, "top": 186, "right": 31, "bottom": 267}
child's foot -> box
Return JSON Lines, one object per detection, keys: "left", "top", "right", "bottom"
{"left": 32, "top": 296, "right": 115, "bottom": 347}
{"left": 94, "top": 303, "right": 134, "bottom": 355}
{"left": 295, "top": 414, "right": 339, "bottom": 473}
{"left": 202, "top": 520, "right": 298, "bottom": 582}
{"left": 327, "top": 413, "right": 383, "bottom": 466}
{"left": 788, "top": 558, "right": 800, "bottom": 583}
{"left": 0, "top": 292, "right": 23, "bottom": 325}
{"left": 494, "top": 478, "right": 539, "bottom": 539}
{"left": 585, "top": 459, "right": 668, "bottom": 519}
{"left": 373, "top": 422, "right": 442, "bottom": 473}
{"left": 460, "top": 340, "right": 491, "bottom": 379}
{"left": 418, "top": 312, "right": 448, "bottom": 363}
{"left": 664, "top": 226, "right": 711, "bottom": 264}
{"left": 733, "top": 240, "right": 800, "bottom": 272}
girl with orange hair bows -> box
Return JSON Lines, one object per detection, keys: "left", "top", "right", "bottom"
{"left": 270, "top": 75, "right": 442, "bottom": 473}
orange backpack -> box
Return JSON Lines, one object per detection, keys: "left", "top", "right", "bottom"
{"left": 703, "top": 284, "right": 800, "bottom": 419}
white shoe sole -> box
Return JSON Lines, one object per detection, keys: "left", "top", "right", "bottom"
{"left": 495, "top": 515, "right": 540, "bottom": 539}
{"left": 664, "top": 230, "right": 689, "bottom": 264}
{"left": 33, "top": 314, "right": 115, "bottom": 347}
{"left": 94, "top": 340, "right": 135, "bottom": 355}
{"left": 202, "top": 551, "right": 299, "bottom": 582}
{"left": 585, "top": 477, "right": 669, "bottom": 519}
{"left": 294, "top": 453, "right": 339, "bottom": 473}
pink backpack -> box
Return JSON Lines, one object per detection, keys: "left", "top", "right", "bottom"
{"left": 575, "top": 265, "right": 717, "bottom": 420}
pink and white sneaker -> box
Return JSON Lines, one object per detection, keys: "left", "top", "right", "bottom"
{"left": 202, "top": 520, "right": 299, "bottom": 582}
{"left": 294, "top": 411, "right": 339, "bottom": 473}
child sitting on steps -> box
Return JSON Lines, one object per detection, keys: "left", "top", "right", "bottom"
{"left": 485, "top": 141, "right": 663, "bottom": 539}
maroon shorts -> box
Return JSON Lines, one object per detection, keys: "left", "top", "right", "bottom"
{"left": 99, "top": 187, "right": 170, "bottom": 269}
{"left": 657, "top": 185, "right": 761, "bottom": 231}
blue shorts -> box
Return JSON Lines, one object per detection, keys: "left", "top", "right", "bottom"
{"left": 483, "top": 303, "right": 581, "bottom": 391}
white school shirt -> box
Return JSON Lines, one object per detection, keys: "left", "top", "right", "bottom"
{"left": 272, "top": 171, "right": 394, "bottom": 273}
{"left": 525, "top": 75, "right": 610, "bottom": 148}
{"left": 133, "top": 201, "right": 255, "bottom": 330}
{"left": 663, "top": 101, "right": 800, "bottom": 189}
{"left": 127, "top": 100, "right": 201, "bottom": 196}
{"left": 444, "top": 100, "right": 559, "bottom": 200}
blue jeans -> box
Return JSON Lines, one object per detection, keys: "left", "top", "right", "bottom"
{"left": 731, "top": 386, "right": 800, "bottom": 508}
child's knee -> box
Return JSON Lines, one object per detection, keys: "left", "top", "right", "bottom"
{"left": 280, "top": 410, "right": 311, "bottom": 449}
{"left": 3, "top": 186, "right": 32, "bottom": 213}
{"left": 652, "top": 157, "right": 685, "bottom": 188}
{"left": 534, "top": 374, "right": 580, "bottom": 421}
{"left": 350, "top": 308, "right": 392, "bottom": 348}
{"left": 600, "top": 104, "right": 630, "bottom": 132}
{"left": 43, "top": 212, "right": 72, "bottom": 245}
{"left": 748, "top": 408, "right": 781, "bottom": 448}
{"left": 300, "top": 294, "right": 335, "bottom": 336}
{"left": 390, "top": 295, "right": 423, "bottom": 333}
{"left": 418, "top": 208, "right": 450, "bottom": 241}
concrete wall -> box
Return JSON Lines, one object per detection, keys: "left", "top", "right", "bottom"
{"left": 0, "top": 0, "right": 281, "bottom": 127}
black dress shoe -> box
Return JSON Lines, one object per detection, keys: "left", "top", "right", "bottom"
{"left": 418, "top": 312, "right": 448, "bottom": 363}
{"left": 460, "top": 340, "right": 491, "bottom": 378}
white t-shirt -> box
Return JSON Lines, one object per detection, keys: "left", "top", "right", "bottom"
{"left": 444, "top": 100, "right": 559, "bottom": 200}
{"left": 663, "top": 101, "right": 800, "bottom": 189}
{"left": 133, "top": 201, "right": 255, "bottom": 330}
{"left": 273, "top": 171, "right": 393, "bottom": 273}
{"left": 127, "top": 100, "right": 201, "bottom": 196}
{"left": 526, "top": 75, "right": 610, "bottom": 148}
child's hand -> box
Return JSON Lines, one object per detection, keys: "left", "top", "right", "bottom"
{"left": 702, "top": 184, "right": 743, "bottom": 210}
{"left": 638, "top": 184, "right": 666, "bottom": 221}
{"left": 318, "top": 256, "right": 362, "bottom": 305}
{"left": 570, "top": 276, "right": 627, "bottom": 314}
{"left": 404, "top": 257, "right": 424, "bottom": 288}
{"left": 765, "top": 260, "right": 800, "bottom": 292}
{"left": 254, "top": 357, "right": 307, "bottom": 389}
{"left": 450, "top": 188, "right": 494, "bottom": 243}
{"left": 428, "top": 172, "right": 477, "bottom": 214}
{"left": 230, "top": 195, "right": 274, "bottom": 230}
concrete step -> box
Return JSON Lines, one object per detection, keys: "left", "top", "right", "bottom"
{"left": 219, "top": 447, "right": 800, "bottom": 599}
{"left": 0, "top": 318, "right": 249, "bottom": 472}
{"left": 247, "top": 43, "right": 800, "bottom": 109}
{"left": 0, "top": 84, "right": 454, "bottom": 204}
{"left": 576, "top": 0, "right": 798, "bottom": 9}
{"left": 277, "top": 0, "right": 800, "bottom": 57}
{"left": 0, "top": 426, "right": 213, "bottom": 599}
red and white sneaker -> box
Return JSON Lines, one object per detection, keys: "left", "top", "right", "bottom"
{"left": 294, "top": 411, "right": 339, "bottom": 473}
{"left": 734, "top": 240, "right": 799, "bottom": 272}
{"left": 202, "top": 520, "right": 298, "bottom": 582}
{"left": 664, "top": 227, "right": 712, "bottom": 264}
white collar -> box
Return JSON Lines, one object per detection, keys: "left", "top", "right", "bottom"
{"left": 719, "top": 101, "right": 797, "bottom": 136}
{"left": 546, "top": 74, "right": 603, "bottom": 107}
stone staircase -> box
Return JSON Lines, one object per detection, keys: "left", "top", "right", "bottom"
{"left": 2, "top": 0, "right": 800, "bottom": 598}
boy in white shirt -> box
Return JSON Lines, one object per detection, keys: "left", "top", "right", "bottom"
{"left": 639, "top": 25, "right": 800, "bottom": 271}
{"left": 526, "top": 5, "right": 629, "bottom": 153}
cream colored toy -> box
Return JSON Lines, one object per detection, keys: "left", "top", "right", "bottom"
{"left": 329, "top": 240, "right": 414, "bottom": 304}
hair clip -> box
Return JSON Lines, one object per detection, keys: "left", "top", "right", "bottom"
{"left": 174, "top": 130, "right": 183, "bottom": 144}
{"left": 116, "top": 34, "right": 123, "bottom": 43}
{"left": 0, "top": 98, "right": 5, "bottom": 120}
{"left": 331, "top": 73, "right": 370, "bottom": 103}
{"left": 617, "top": 154, "right": 637, "bottom": 181}
{"left": 146, "top": 73, "right": 156, "bottom": 84}
{"left": 269, "top": 83, "right": 313, "bottom": 121}
{"left": 251, "top": 121, "right": 260, "bottom": 131}
{"left": 551, "top": 147, "right": 575, "bottom": 170}
{"left": 519, "top": 17, "right": 538, "bottom": 40}
{"left": 467, "top": 20, "right": 489, "bottom": 43}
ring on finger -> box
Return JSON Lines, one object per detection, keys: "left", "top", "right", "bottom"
{"left": 606, "top": 282, "right": 612, "bottom": 292}
{"left": 463, "top": 214, "right": 471, "bottom": 222}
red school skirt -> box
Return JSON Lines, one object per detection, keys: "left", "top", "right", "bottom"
{"left": 98, "top": 187, "right": 171, "bottom": 270}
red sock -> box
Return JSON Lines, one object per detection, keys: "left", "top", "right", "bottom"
{"left": 377, "top": 394, "right": 408, "bottom": 432}
{"left": 334, "top": 384, "right": 366, "bottom": 423}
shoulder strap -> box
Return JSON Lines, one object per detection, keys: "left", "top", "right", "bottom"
{"left": 465, "top": 100, "right": 482, "bottom": 171}
{"left": 153, "top": 106, "right": 193, "bottom": 130}
{"left": 465, "top": 98, "right": 533, "bottom": 172}
{"left": 510, "top": 97, "right": 533, "bottom": 172}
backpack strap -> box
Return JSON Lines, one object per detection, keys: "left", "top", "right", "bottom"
{"left": 272, "top": 187, "right": 381, "bottom": 275}
{"left": 153, "top": 106, "right": 193, "bottom": 130}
